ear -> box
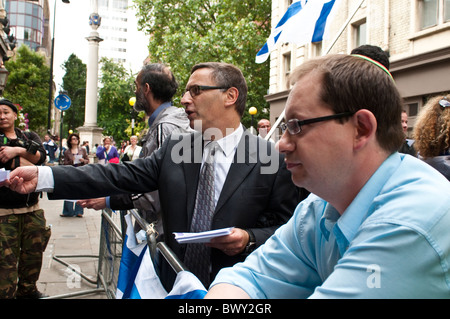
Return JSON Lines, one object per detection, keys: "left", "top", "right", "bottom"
{"left": 224, "top": 87, "right": 239, "bottom": 108}
{"left": 353, "top": 109, "right": 377, "bottom": 151}
{"left": 144, "top": 83, "right": 152, "bottom": 95}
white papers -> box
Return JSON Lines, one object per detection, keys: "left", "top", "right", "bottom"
{"left": 173, "top": 227, "right": 234, "bottom": 244}
{"left": 73, "top": 155, "right": 83, "bottom": 165}
{"left": 0, "top": 168, "right": 10, "bottom": 182}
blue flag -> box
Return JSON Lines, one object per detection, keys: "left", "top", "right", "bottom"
{"left": 256, "top": 0, "right": 342, "bottom": 63}
{"left": 116, "top": 214, "right": 146, "bottom": 299}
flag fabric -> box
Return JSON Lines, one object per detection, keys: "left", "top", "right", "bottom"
{"left": 121, "top": 245, "right": 207, "bottom": 299}
{"left": 116, "top": 213, "right": 147, "bottom": 299}
{"left": 165, "top": 271, "right": 207, "bottom": 299}
{"left": 122, "top": 245, "right": 168, "bottom": 299}
{"left": 116, "top": 214, "right": 206, "bottom": 299}
{"left": 255, "top": 0, "right": 342, "bottom": 63}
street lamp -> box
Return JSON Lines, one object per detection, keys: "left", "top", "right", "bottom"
{"left": 249, "top": 106, "right": 257, "bottom": 135}
{"left": 47, "top": 0, "right": 70, "bottom": 133}
{"left": 0, "top": 65, "right": 9, "bottom": 96}
{"left": 129, "top": 97, "right": 136, "bottom": 135}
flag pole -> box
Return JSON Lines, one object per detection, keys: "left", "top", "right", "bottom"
{"left": 265, "top": 0, "right": 365, "bottom": 141}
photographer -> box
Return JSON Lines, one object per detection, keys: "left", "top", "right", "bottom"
{"left": 0, "top": 99, "right": 49, "bottom": 299}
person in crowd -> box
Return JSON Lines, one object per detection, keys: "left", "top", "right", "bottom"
{"left": 79, "top": 63, "right": 191, "bottom": 237}
{"left": 121, "top": 135, "right": 142, "bottom": 162}
{"left": 413, "top": 95, "right": 450, "bottom": 180}
{"left": 257, "top": 118, "right": 274, "bottom": 142}
{"left": 4, "top": 62, "right": 301, "bottom": 290}
{"left": 81, "top": 140, "right": 90, "bottom": 155}
{"left": 96, "top": 136, "right": 119, "bottom": 164}
{"left": 351, "top": 44, "right": 390, "bottom": 69}
{"left": 43, "top": 134, "right": 58, "bottom": 164}
{"left": 0, "top": 99, "right": 49, "bottom": 299}
{"left": 60, "top": 133, "right": 89, "bottom": 217}
{"left": 399, "top": 110, "right": 416, "bottom": 156}
{"left": 205, "top": 54, "right": 450, "bottom": 299}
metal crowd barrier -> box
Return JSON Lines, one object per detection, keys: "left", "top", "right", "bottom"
{"left": 46, "top": 208, "right": 184, "bottom": 299}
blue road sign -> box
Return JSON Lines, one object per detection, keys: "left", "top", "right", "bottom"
{"left": 54, "top": 94, "right": 71, "bottom": 111}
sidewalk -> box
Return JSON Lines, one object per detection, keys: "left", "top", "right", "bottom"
{"left": 37, "top": 195, "right": 108, "bottom": 299}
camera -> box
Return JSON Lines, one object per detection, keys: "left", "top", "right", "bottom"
{"left": 0, "top": 133, "right": 40, "bottom": 154}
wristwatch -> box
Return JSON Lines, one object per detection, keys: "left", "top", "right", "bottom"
{"left": 244, "top": 229, "right": 256, "bottom": 254}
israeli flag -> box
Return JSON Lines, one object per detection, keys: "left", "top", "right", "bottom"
{"left": 116, "top": 214, "right": 146, "bottom": 299}
{"left": 165, "top": 271, "right": 207, "bottom": 299}
{"left": 121, "top": 245, "right": 207, "bottom": 299}
{"left": 256, "top": 0, "right": 342, "bottom": 63}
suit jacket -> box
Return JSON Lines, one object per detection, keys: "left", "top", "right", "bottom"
{"left": 49, "top": 129, "right": 302, "bottom": 286}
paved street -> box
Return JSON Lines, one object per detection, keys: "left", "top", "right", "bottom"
{"left": 37, "top": 195, "right": 110, "bottom": 299}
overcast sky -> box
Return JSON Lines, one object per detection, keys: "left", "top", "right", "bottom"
{"left": 50, "top": 0, "right": 149, "bottom": 93}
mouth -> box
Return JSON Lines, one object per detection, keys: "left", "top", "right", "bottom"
{"left": 285, "top": 160, "right": 301, "bottom": 170}
{"left": 185, "top": 109, "right": 196, "bottom": 120}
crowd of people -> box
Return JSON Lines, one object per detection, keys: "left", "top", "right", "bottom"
{"left": 0, "top": 44, "right": 449, "bottom": 299}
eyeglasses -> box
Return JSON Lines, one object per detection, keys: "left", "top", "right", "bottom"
{"left": 184, "top": 85, "right": 229, "bottom": 98}
{"left": 439, "top": 98, "right": 450, "bottom": 108}
{"left": 280, "top": 112, "right": 354, "bottom": 135}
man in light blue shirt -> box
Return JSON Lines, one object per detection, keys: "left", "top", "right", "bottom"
{"left": 206, "top": 54, "right": 450, "bottom": 299}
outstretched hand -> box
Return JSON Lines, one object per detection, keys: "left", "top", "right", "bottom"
{"left": 2, "top": 166, "right": 39, "bottom": 194}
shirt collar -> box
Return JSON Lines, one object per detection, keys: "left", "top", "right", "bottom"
{"left": 148, "top": 101, "right": 172, "bottom": 127}
{"left": 321, "top": 152, "right": 402, "bottom": 256}
{"left": 206, "top": 124, "right": 243, "bottom": 158}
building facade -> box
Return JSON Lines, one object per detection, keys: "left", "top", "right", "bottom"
{"left": 97, "top": 0, "right": 148, "bottom": 73}
{"left": 4, "top": 0, "right": 46, "bottom": 51}
{"left": 267, "top": 0, "right": 450, "bottom": 139}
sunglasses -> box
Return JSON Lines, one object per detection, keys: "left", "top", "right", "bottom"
{"left": 281, "top": 112, "right": 354, "bottom": 135}
{"left": 439, "top": 99, "right": 450, "bottom": 108}
{"left": 184, "top": 85, "right": 229, "bottom": 98}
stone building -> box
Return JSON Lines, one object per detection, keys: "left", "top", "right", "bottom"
{"left": 266, "top": 0, "right": 450, "bottom": 140}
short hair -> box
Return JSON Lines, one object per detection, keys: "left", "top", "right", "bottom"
{"left": 139, "top": 63, "right": 178, "bottom": 102}
{"left": 413, "top": 95, "right": 450, "bottom": 158}
{"left": 289, "top": 54, "right": 404, "bottom": 153}
{"left": 351, "top": 45, "right": 390, "bottom": 69}
{"left": 191, "top": 62, "right": 248, "bottom": 117}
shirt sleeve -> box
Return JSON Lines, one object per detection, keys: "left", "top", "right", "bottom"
{"left": 36, "top": 166, "right": 55, "bottom": 192}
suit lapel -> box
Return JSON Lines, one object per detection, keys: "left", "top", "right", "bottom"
{"left": 183, "top": 132, "right": 203, "bottom": 226}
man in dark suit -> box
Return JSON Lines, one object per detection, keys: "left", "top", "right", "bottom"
{"left": 4, "top": 62, "right": 301, "bottom": 288}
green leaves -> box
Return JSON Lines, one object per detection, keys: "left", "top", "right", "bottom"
{"left": 133, "top": 0, "right": 272, "bottom": 127}
{"left": 4, "top": 45, "right": 50, "bottom": 135}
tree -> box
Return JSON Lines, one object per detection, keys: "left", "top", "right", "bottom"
{"left": 4, "top": 45, "right": 51, "bottom": 135}
{"left": 97, "top": 57, "right": 136, "bottom": 142}
{"left": 133, "top": 0, "right": 272, "bottom": 128}
{"left": 61, "top": 54, "right": 87, "bottom": 135}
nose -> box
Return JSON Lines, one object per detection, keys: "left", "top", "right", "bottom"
{"left": 180, "top": 91, "right": 192, "bottom": 107}
{"left": 276, "top": 131, "right": 295, "bottom": 154}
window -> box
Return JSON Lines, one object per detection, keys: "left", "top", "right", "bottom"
{"left": 417, "top": 0, "right": 450, "bottom": 29}
{"left": 445, "top": 0, "right": 450, "bottom": 21}
{"left": 355, "top": 21, "right": 367, "bottom": 47}
{"left": 419, "top": 0, "right": 438, "bottom": 28}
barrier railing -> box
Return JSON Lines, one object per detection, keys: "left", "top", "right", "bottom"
{"left": 46, "top": 207, "right": 183, "bottom": 299}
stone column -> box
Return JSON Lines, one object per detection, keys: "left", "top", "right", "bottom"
{"left": 77, "top": 0, "right": 103, "bottom": 160}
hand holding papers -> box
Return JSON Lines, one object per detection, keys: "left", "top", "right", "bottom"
{"left": 174, "top": 227, "right": 234, "bottom": 244}
{"left": 0, "top": 168, "right": 10, "bottom": 182}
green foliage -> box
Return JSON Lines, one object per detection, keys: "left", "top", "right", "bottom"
{"left": 61, "top": 54, "right": 87, "bottom": 136}
{"left": 133, "top": 0, "right": 272, "bottom": 127}
{"left": 3, "top": 45, "right": 51, "bottom": 135}
{"left": 97, "top": 57, "right": 138, "bottom": 142}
